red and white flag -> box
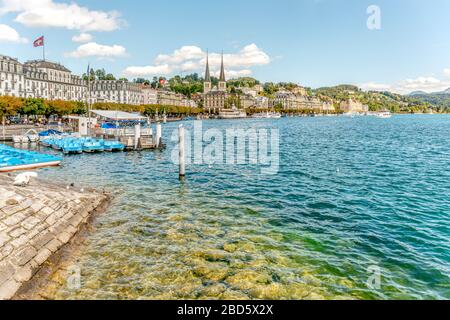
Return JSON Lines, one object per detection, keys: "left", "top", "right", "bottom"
{"left": 33, "top": 36, "right": 44, "bottom": 47}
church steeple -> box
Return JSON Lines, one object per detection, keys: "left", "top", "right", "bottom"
{"left": 218, "top": 51, "right": 226, "bottom": 92}
{"left": 204, "top": 50, "right": 211, "bottom": 94}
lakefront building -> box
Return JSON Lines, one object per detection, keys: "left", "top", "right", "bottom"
{"left": 273, "top": 91, "right": 335, "bottom": 112}
{"left": 89, "top": 80, "right": 144, "bottom": 105}
{"left": 203, "top": 52, "right": 228, "bottom": 110}
{"left": 24, "top": 60, "right": 86, "bottom": 101}
{"left": 141, "top": 85, "right": 158, "bottom": 105}
{"left": 0, "top": 55, "right": 25, "bottom": 98}
{"left": 340, "top": 98, "right": 368, "bottom": 113}
{"left": 0, "top": 54, "right": 86, "bottom": 101}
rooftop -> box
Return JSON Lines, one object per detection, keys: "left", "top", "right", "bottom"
{"left": 24, "top": 60, "right": 71, "bottom": 73}
{"left": 90, "top": 110, "right": 147, "bottom": 121}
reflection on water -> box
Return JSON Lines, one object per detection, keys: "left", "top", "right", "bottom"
{"left": 28, "top": 115, "right": 450, "bottom": 300}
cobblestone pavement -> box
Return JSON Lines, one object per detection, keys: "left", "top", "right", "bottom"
{"left": 0, "top": 174, "right": 107, "bottom": 299}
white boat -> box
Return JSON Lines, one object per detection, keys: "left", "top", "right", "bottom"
{"left": 343, "top": 112, "right": 358, "bottom": 118}
{"left": 252, "top": 111, "right": 282, "bottom": 119}
{"left": 25, "top": 129, "right": 40, "bottom": 143}
{"left": 0, "top": 160, "right": 61, "bottom": 173}
{"left": 12, "top": 129, "right": 40, "bottom": 144}
{"left": 374, "top": 111, "right": 392, "bottom": 119}
{"left": 218, "top": 107, "right": 247, "bottom": 119}
{"left": 12, "top": 135, "right": 22, "bottom": 143}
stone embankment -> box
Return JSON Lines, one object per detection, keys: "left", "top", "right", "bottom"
{"left": 0, "top": 174, "right": 107, "bottom": 299}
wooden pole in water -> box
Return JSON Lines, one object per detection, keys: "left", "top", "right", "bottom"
{"left": 134, "top": 123, "right": 141, "bottom": 150}
{"left": 155, "top": 121, "right": 161, "bottom": 148}
{"left": 179, "top": 124, "right": 185, "bottom": 178}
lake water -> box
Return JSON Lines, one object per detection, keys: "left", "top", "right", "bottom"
{"left": 31, "top": 115, "right": 449, "bottom": 299}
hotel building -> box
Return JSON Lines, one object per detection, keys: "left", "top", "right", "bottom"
{"left": 89, "top": 80, "right": 144, "bottom": 105}
{"left": 0, "top": 54, "right": 86, "bottom": 101}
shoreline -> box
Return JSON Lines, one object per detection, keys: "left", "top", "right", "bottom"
{"left": 0, "top": 173, "right": 110, "bottom": 300}
{"left": 13, "top": 196, "right": 110, "bottom": 300}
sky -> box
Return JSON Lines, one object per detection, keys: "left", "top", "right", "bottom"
{"left": 1, "top": 0, "right": 450, "bottom": 94}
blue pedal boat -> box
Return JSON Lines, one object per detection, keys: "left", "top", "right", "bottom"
{"left": 0, "top": 144, "right": 62, "bottom": 172}
{"left": 82, "top": 139, "right": 104, "bottom": 153}
{"left": 103, "top": 141, "right": 125, "bottom": 152}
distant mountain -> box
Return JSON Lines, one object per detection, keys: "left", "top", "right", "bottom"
{"left": 438, "top": 88, "right": 450, "bottom": 95}
{"left": 409, "top": 91, "right": 428, "bottom": 96}
{"left": 410, "top": 88, "right": 450, "bottom": 96}
{"left": 406, "top": 89, "right": 450, "bottom": 109}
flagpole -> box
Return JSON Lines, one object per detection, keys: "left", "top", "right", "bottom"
{"left": 87, "top": 64, "right": 91, "bottom": 136}
{"left": 43, "top": 40, "right": 45, "bottom": 61}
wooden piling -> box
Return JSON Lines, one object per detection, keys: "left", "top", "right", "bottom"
{"left": 155, "top": 122, "right": 162, "bottom": 148}
{"left": 134, "top": 123, "right": 141, "bottom": 150}
{"left": 179, "top": 124, "right": 185, "bottom": 178}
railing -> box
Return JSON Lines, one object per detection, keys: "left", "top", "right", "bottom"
{"left": 96, "top": 127, "right": 153, "bottom": 137}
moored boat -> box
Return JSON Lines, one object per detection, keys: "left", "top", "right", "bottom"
{"left": 252, "top": 111, "right": 282, "bottom": 119}
{"left": 218, "top": 107, "right": 247, "bottom": 119}
{"left": 374, "top": 111, "right": 392, "bottom": 119}
{"left": 0, "top": 144, "right": 62, "bottom": 172}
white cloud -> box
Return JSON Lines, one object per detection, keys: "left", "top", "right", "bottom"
{"left": 72, "top": 32, "right": 93, "bottom": 43}
{"left": 359, "top": 82, "right": 392, "bottom": 92}
{"left": 443, "top": 68, "right": 450, "bottom": 77}
{"left": 123, "top": 44, "right": 270, "bottom": 78}
{"left": 0, "top": 0, "right": 124, "bottom": 32}
{"left": 155, "top": 46, "right": 204, "bottom": 65}
{"left": 214, "top": 69, "right": 253, "bottom": 78}
{"left": 360, "top": 76, "right": 450, "bottom": 95}
{"left": 0, "top": 23, "right": 28, "bottom": 43}
{"left": 123, "top": 65, "right": 172, "bottom": 77}
{"left": 66, "top": 42, "right": 127, "bottom": 58}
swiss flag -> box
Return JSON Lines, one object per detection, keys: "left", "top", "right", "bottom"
{"left": 33, "top": 36, "right": 44, "bottom": 47}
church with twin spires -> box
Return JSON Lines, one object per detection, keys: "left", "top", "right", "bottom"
{"left": 203, "top": 52, "right": 228, "bottom": 110}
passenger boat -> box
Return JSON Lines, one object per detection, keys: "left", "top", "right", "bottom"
{"left": 218, "top": 107, "right": 247, "bottom": 119}
{"left": 374, "top": 111, "right": 392, "bottom": 119}
{"left": 251, "top": 111, "right": 282, "bottom": 119}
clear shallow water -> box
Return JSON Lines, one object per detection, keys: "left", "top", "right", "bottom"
{"left": 31, "top": 115, "right": 449, "bottom": 299}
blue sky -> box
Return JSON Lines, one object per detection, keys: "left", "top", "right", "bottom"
{"left": 1, "top": 0, "right": 450, "bottom": 93}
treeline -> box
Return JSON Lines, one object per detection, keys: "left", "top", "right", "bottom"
{"left": 92, "top": 102, "right": 203, "bottom": 116}
{"left": 0, "top": 96, "right": 85, "bottom": 117}
{"left": 0, "top": 96, "right": 202, "bottom": 118}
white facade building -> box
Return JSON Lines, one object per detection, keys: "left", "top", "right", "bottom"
{"left": 273, "top": 91, "right": 335, "bottom": 112}
{"left": 0, "top": 55, "right": 25, "bottom": 97}
{"left": 0, "top": 55, "right": 86, "bottom": 101}
{"left": 90, "top": 80, "right": 144, "bottom": 105}
{"left": 141, "top": 86, "right": 158, "bottom": 105}
{"left": 23, "top": 60, "right": 86, "bottom": 101}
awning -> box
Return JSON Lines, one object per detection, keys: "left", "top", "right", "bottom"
{"left": 90, "top": 110, "right": 147, "bottom": 121}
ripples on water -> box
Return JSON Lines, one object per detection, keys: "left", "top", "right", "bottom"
{"left": 33, "top": 115, "right": 449, "bottom": 300}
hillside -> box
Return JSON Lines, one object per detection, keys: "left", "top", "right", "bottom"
{"left": 313, "top": 85, "right": 442, "bottom": 113}
{"left": 406, "top": 91, "right": 450, "bottom": 110}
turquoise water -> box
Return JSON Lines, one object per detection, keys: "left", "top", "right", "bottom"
{"left": 32, "top": 115, "right": 449, "bottom": 299}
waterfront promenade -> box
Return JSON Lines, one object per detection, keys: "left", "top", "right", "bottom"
{"left": 0, "top": 174, "right": 107, "bottom": 299}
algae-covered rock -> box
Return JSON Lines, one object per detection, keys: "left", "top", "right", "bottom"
{"left": 223, "top": 243, "right": 237, "bottom": 253}
{"left": 201, "top": 283, "right": 227, "bottom": 297}
{"left": 192, "top": 262, "right": 229, "bottom": 282}
{"left": 219, "top": 289, "right": 250, "bottom": 300}
{"left": 225, "top": 270, "right": 271, "bottom": 291}
{"left": 249, "top": 282, "right": 289, "bottom": 299}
